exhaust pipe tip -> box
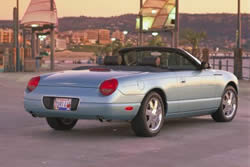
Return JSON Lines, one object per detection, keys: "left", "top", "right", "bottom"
{"left": 29, "top": 111, "right": 37, "bottom": 118}
{"left": 96, "top": 116, "right": 112, "bottom": 123}
{"left": 97, "top": 116, "right": 104, "bottom": 122}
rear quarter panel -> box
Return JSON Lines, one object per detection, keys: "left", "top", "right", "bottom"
{"left": 118, "top": 72, "right": 179, "bottom": 113}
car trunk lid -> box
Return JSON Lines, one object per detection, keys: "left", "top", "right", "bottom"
{"left": 39, "top": 70, "right": 142, "bottom": 88}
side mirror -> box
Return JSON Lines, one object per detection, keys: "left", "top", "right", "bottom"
{"left": 200, "top": 61, "right": 211, "bottom": 70}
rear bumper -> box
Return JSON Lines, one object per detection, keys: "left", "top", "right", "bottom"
{"left": 24, "top": 98, "right": 140, "bottom": 121}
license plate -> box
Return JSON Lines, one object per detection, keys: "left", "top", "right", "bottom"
{"left": 54, "top": 98, "right": 72, "bottom": 111}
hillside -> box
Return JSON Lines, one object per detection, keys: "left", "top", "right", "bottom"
{"left": 0, "top": 13, "right": 249, "bottom": 47}
{"left": 57, "top": 14, "right": 250, "bottom": 40}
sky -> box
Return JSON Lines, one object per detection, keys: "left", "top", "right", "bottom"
{"left": 0, "top": 0, "right": 249, "bottom": 20}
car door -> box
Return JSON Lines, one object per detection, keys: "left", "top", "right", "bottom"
{"left": 167, "top": 52, "right": 217, "bottom": 113}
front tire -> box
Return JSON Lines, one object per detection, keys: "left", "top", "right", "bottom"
{"left": 212, "top": 86, "right": 238, "bottom": 122}
{"left": 131, "top": 92, "right": 165, "bottom": 137}
{"left": 46, "top": 118, "right": 78, "bottom": 131}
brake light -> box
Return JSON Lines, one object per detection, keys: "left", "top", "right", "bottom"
{"left": 27, "top": 76, "right": 40, "bottom": 92}
{"left": 89, "top": 68, "right": 111, "bottom": 72}
{"left": 125, "top": 106, "right": 134, "bottom": 111}
{"left": 99, "top": 79, "right": 118, "bottom": 96}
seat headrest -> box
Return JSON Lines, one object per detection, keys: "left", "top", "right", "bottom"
{"left": 104, "top": 56, "right": 122, "bottom": 65}
{"left": 138, "top": 56, "right": 160, "bottom": 67}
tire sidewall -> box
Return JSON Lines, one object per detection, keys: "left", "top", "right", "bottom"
{"left": 46, "top": 117, "right": 78, "bottom": 130}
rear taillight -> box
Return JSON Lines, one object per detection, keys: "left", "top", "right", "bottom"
{"left": 99, "top": 79, "right": 118, "bottom": 96}
{"left": 27, "top": 76, "right": 40, "bottom": 92}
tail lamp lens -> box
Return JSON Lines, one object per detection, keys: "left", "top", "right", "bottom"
{"left": 27, "top": 76, "right": 40, "bottom": 92}
{"left": 99, "top": 79, "right": 118, "bottom": 96}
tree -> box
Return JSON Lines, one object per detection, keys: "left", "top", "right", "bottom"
{"left": 243, "top": 39, "right": 250, "bottom": 50}
{"left": 148, "top": 36, "right": 164, "bottom": 47}
{"left": 94, "top": 47, "right": 103, "bottom": 57}
{"left": 180, "top": 28, "right": 207, "bottom": 58}
{"left": 97, "top": 40, "right": 134, "bottom": 59}
{"left": 124, "top": 40, "right": 134, "bottom": 48}
{"left": 111, "top": 40, "right": 123, "bottom": 55}
{"left": 102, "top": 44, "right": 112, "bottom": 56}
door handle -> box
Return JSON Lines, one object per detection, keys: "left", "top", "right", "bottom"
{"left": 214, "top": 74, "right": 223, "bottom": 76}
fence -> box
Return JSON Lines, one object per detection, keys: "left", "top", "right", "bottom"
{"left": 210, "top": 53, "right": 250, "bottom": 80}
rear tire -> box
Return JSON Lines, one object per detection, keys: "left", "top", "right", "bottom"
{"left": 46, "top": 118, "right": 78, "bottom": 131}
{"left": 131, "top": 92, "right": 165, "bottom": 137}
{"left": 211, "top": 86, "right": 238, "bottom": 122}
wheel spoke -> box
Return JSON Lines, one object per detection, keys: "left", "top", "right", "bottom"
{"left": 147, "top": 116, "right": 153, "bottom": 127}
{"left": 154, "top": 100, "right": 158, "bottom": 110}
{"left": 229, "top": 92, "right": 234, "bottom": 101}
{"left": 222, "top": 99, "right": 227, "bottom": 106}
{"left": 156, "top": 106, "right": 162, "bottom": 115}
{"left": 149, "top": 101, "right": 154, "bottom": 109}
{"left": 225, "top": 92, "right": 230, "bottom": 100}
{"left": 146, "top": 109, "right": 152, "bottom": 116}
{"left": 231, "top": 97, "right": 236, "bottom": 105}
{"left": 152, "top": 120, "right": 157, "bottom": 129}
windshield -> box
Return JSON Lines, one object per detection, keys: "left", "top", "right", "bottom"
{"left": 122, "top": 50, "right": 198, "bottom": 71}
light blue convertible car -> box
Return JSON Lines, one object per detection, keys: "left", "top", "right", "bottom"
{"left": 24, "top": 47, "right": 239, "bottom": 137}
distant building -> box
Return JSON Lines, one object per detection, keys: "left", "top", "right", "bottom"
{"left": 59, "top": 29, "right": 113, "bottom": 46}
{"left": 86, "top": 29, "right": 99, "bottom": 44}
{"left": 0, "top": 29, "right": 13, "bottom": 44}
{"left": 56, "top": 38, "right": 67, "bottom": 51}
{"left": 98, "top": 29, "right": 111, "bottom": 45}
{"left": 112, "top": 30, "right": 125, "bottom": 42}
{"left": 71, "top": 31, "right": 87, "bottom": 44}
{"left": 57, "top": 31, "right": 72, "bottom": 44}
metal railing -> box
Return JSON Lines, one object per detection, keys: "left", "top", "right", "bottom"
{"left": 210, "top": 54, "right": 250, "bottom": 80}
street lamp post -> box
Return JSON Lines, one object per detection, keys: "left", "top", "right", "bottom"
{"left": 174, "top": 0, "right": 179, "bottom": 48}
{"left": 15, "top": 0, "right": 20, "bottom": 72}
{"left": 123, "top": 30, "right": 128, "bottom": 45}
{"left": 111, "top": 38, "right": 116, "bottom": 56}
{"left": 152, "top": 32, "right": 159, "bottom": 45}
{"left": 237, "top": 0, "right": 242, "bottom": 49}
{"left": 50, "top": 0, "right": 55, "bottom": 71}
{"left": 139, "top": 0, "right": 143, "bottom": 46}
{"left": 234, "top": 0, "right": 243, "bottom": 79}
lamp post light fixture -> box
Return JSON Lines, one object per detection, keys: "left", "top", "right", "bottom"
{"left": 31, "top": 24, "right": 39, "bottom": 28}
{"left": 111, "top": 38, "right": 116, "bottom": 56}
{"left": 152, "top": 32, "right": 159, "bottom": 37}
{"left": 123, "top": 31, "right": 128, "bottom": 35}
{"left": 39, "top": 35, "right": 47, "bottom": 41}
{"left": 123, "top": 31, "right": 128, "bottom": 44}
{"left": 151, "top": 9, "right": 157, "bottom": 14}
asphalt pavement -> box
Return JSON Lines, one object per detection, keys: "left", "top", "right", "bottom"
{"left": 0, "top": 73, "right": 249, "bottom": 167}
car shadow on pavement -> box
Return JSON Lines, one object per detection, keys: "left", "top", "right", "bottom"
{"left": 26, "top": 117, "right": 217, "bottom": 140}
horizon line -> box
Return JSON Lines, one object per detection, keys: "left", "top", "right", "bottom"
{"left": 0, "top": 12, "right": 249, "bottom": 21}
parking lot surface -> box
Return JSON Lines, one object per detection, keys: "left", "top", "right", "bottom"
{"left": 0, "top": 73, "right": 249, "bottom": 167}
